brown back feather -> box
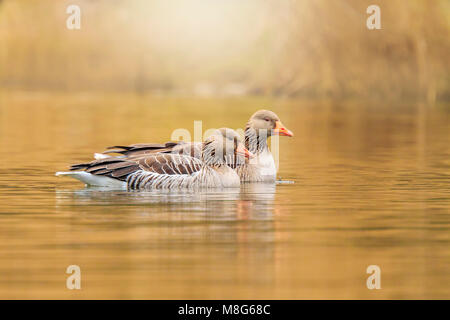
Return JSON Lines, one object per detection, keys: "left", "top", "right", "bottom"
{"left": 69, "top": 153, "right": 202, "bottom": 181}
{"left": 103, "top": 142, "right": 182, "bottom": 157}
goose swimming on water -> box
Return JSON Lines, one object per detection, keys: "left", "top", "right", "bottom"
{"left": 101, "top": 110, "right": 293, "bottom": 182}
{"left": 56, "top": 128, "right": 253, "bottom": 190}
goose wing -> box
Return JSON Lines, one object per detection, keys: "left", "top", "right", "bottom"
{"left": 70, "top": 153, "right": 204, "bottom": 181}
{"left": 133, "top": 153, "right": 203, "bottom": 175}
{"left": 70, "top": 157, "right": 141, "bottom": 181}
{"left": 103, "top": 141, "right": 202, "bottom": 158}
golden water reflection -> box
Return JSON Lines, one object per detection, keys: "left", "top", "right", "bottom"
{"left": 0, "top": 92, "right": 448, "bottom": 299}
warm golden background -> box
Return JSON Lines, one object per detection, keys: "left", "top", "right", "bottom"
{"left": 0, "top": 0, "right": 449, "bottom": 300}
{"left": 0, "top": 0, "right": 449, "bottom": 101}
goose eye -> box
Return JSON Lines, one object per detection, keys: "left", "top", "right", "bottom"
{"left": 264, "top": 118, "right": 270, "bottom": 122}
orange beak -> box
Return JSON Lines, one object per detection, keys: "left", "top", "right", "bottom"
{"left": 236, "top": 143, "right": 254, "bottom": 159}
{"left": 273, "top": 121, "right": 294, "bottom": 137}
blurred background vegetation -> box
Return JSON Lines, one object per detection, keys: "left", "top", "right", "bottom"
{"left": 0, "top": 0, "right": 449, "bottom": 102}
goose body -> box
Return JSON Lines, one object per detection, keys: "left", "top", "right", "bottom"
{"left": 101, "top": 139, "right": 278, "bottom": 182}
{"left": 57, "top": 129, "right": 250, "bottom": 190}
{"left": 125, "top": 154, "right": 240, "bottom": 189}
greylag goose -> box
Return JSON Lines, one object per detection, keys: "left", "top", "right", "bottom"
{"left": 237, "top": 110, "right": 293, "bottom": 182}
{"left": 100, "top": 110, "right": 293, "bottom": 182}
{"left": 56, "top": 129, "right": 253, "bottom": 190}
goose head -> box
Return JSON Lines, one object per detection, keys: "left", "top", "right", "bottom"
{"left": 202, "top": 128, "right": 253, "bottom": 165}
{"left": 247, "top": 109, "right": 294, "bottom": 137}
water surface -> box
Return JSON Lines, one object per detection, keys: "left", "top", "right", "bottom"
{"left": 0, "top": 92, "right": 449, "bottom": 299}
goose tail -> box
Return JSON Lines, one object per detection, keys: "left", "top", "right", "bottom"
{"left": 94, "top": 153, "right": 111, "bottom": 160}
{"left": 55, "top": 171, "right": 126, "bottom": 189}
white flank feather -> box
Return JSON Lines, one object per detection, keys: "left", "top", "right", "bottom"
{"left": 94, "top": 153, "right": 111, "bottom": 160}
{"left": 55, "top": 171, "right": 126, "bottom": 189}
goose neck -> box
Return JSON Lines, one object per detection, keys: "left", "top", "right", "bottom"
{"left": 244, "top": 126, "right": 269, "bottom": 154}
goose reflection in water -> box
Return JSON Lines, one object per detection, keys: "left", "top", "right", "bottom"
{"left": 55, "top": 183, "right": 276, "bottom": 222}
